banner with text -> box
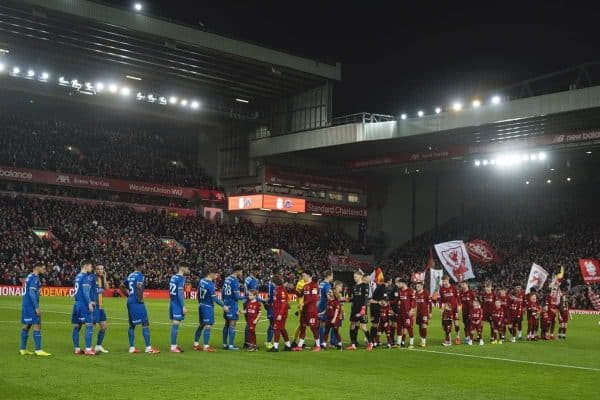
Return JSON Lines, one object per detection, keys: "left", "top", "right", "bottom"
{"left": 466, "top": 239, "right": 501, "bottom": 264}
{"left": 306, "top": 201, "right": 367, "bottom": 219}
{"left": 434, "top": 240, "right": 475, "bottom": 282}
{"left": 0, "top": 166, "right": 224, "bottom": 201}
{"left": 579, "top": 259, "right": 600, "bottom": 284}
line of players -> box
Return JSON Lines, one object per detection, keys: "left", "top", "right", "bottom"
{"left": 18, "top": 260, "right": 571, "bottom": 356}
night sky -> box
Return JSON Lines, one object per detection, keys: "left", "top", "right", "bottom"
{"left": 105, "top": 0, "right": 596, "bottom": 116}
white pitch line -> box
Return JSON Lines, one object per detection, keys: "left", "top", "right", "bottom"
{"left": 418, "top": 349, "right": 600, "bottom": 372}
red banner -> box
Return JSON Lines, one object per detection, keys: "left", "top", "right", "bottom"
{"left": 306, "top": 201, "right": 367, "bottom": 218}
{"left": 265, "top": 166, "right": 364, "bottom": 192}
{"left": 579, "top": 259, "right": 600, "bottom": 283}
{"left": 0, "top": 166, "right": 224, "bottom": 201}
{"left": 466, "top": 239, "right": 500, "bottom": 264}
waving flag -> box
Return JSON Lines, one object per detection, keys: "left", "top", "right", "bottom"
{"left": 549, "top": 266, "right": 565, "bottom": 290}
{"left": 465, "top": 240, "right": 500, "bottom": 264}
{"left": 525, "top": 263, "right": 549, "bottom": 293}
{"left": 434, "top": 240, "right": 475, "bottom": 282}
{"left": 579, "top": 259, "right": 600, "bottom": 284}
{"left": 369, "top": 267, "right": 384, "bottom": 297}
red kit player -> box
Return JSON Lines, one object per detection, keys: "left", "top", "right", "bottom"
{"left": 491, "top": 299, "right": 505, "bottom": 344}
{"left": 268, "top": 275, "right": 292, "bottom": 352}
{"left": 526, "top": 293, "right": 541, "bottom": 341}
{"left": 557, "top": 290, "right": 570, "bottom": 339}
{"left": 377, "top": 298, "right": 394, "bottom": 348}
{"left": 480, "top": 282, "right": 495, "bottom": 339}
{"left": 414, "top": 282, "right": 431, "bottom": 347}
{"left": 441, "top": 303, "right": 454, "bottom": 346}
{"left": 244, "top": 291, "right": 261, "bottom": 351}
{"left": 467, "top": 300, "right": 484, "bottom": 346}
{"left": 439, "top": 276, "right": 461, "bottom": 344}
{"left": 294, "top": 271, "right": 321, "bottom": 352}
{"left": 323, "top": 282, "right": 344, "bottom": 349}
{"left": 396, "top": 280, "right": 416, "bottom": 349}
{"left": 459, "top": 282, "right": 476, "bottom": 342}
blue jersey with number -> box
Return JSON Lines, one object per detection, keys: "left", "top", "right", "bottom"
{"left": 126, "top": 271, "right": 144, "bottom": 304}
{"left": 169, "top": 274, "right": 185, "bottom": 307}
{"left": 222, "top": 275, "right": 244, "bottom": 303}
{"left": 22, "top": 273, "right": 41, "bottom": 310}
{"left": 198, "top": 279, "right": 218, "bottom": 306}
{"left": 245, "top": 275, "right": 258, "bottom": 291}
{"left": 74, "top": 272, "right": 93, "bottom": 304}
{"left": 318, "top": 281, "right": 331, "bottom": 312}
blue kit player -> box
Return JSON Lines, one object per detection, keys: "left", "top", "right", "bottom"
{"left": 93, "top": 264, "right": 109, "bottom": 353}
{"left": 318, "top": 270, "right": 334, "bottom": 348}
{"left": 169, "top": 262, "right": 189, "bottom": 353}
{"left": 120, "top": 260, "right": 160, "bottom": 354}
{"left": 222, "top": 266, "right": 246, "bottom": 350}
{"left": 193, "top": 268, "right": 229, "bottom": 352}
{"left": 71, "top": 259, "right": 96, "bottom": 355}
{"left": 19, "top": 262, "right": 51, "bottom": 356}
{"left": 265, "top": 276, "right": 276, "bottom": 348}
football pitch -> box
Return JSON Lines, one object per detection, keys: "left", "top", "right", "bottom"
{"left": 1, "top": 297, "right": 598, "bottom": 400}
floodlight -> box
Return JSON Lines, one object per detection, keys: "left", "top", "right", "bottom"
{"left": 181, "top": 99, "right": 188, "bottom": 107}
{"left": 474, "top": 160, "right": 481, "bottom": 167}
{"left": 400, "top": 113, "right": 407, "bottom": 120}
{"left": 134, "top": 3, "right": 143, "bottom": 12}
{"left": 108, "top": 83, "right": 118, "bottom": 93}
{"left": 12, "top": 66, "right": 20, "bottom": 75}
{"left": 435, "top": 107, "right": 441, "bottom": 114}
{"left": 417, "top": 110, "right": 424, "bottom": 117}
{"left": 95, "top": 82, "right": 105, "bottom": 92}
{"left": 491, "top": 95, "right": 501, "bottom": 105}
{"left": 452, "top": 101, "right": 463, "bottom": 111}
{"left": 40, "top": 72, "right": 49, "bottom": 81}
{"left": 120, "top": 86, "right": 131, "bottom": 96}
{"left": 169, "top": 96, "right": 178, "bottom": 104}
{"left": 472, "top": 99, "right": 481, "bottom": 108}
{"left": 27, "top": 69, "right": 35, "bottom": 77}
{"left": 538, "top": 152, "right": 547, "bottom": 160}
{"left": 191, "top": 100, "right": 200, "bottom": 109}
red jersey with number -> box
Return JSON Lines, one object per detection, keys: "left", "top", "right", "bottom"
{"left": 415, "top": 290, "right": 431, "bottom": 316}
{"left": 439, "top": 285, "right": 459, "bottom": 309}
{"left": 273, "top": 285, "right": 288, "bottom": 316}
{"left": 497, "top": 294, "right": 510, "bottom": 318}
{"left": 527, "top": 301, "right": 540, "bottom": 318}
{"left": 398, "top": 288, "right": 416, "bottom": 314}
{"left": 302, "top": 281, "right": 319, "bottom": 314}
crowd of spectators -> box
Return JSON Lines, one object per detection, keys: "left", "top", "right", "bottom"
{"left": 0, "top": 195, "right": 361, "bottom": 290}
{"left": 0, "top": 102, "right": 216, "bottom": 189}
{"left": 383, "top": 197, "right": 600, "bottom": 306}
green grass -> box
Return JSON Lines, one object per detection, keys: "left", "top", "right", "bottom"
{"left": 0, "top": 296, "right": 599, "bottom": 399}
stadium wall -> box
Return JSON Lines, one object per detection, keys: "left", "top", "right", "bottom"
{"left": 368, "top": 170, "right": 468, "bottom": 254}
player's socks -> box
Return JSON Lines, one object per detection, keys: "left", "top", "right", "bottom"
{"left": 409, "top": 337, "right": 414, "bottom": 346}
{"left": 273, "top": 342, "right": 279, "bottom": 349}
{"left": 222, "top": 325, "right": 228, "bottom": 348}
{"left": 319, "top": 326, "right": 325, "bottom": 343}
{"left": 170, "top": 324, "right": 179, "bottom": 346}
{"left": 72, "top": 326, "right": 81, "bottom": 348}
{"left": 84, "top": 325, "right": 93, "bottom": 349}
{"left": 194, "top": 325, "right": 203, "bottom": 345}
{"left": 228, "top": 326, "right": 236, "bottom": 347}
{"left": 142, "top": 326, "right": 151, "bottom": 347}
{"left": 128, "top": 326, "right": 135, "bottom": 347}
{"left": 33, "top": 329, "right": 42, "bottom": 351}
{"left": 350, "top": 328, "right": 358, "bottom": 345}
{"left": 203, "top": 326, "right": 211, "bottom": 346}
{"left": 298, "top": 338, "right": 305, "bottom": 347}
{"left": 97, "top": 329, "right": 106, "bottom": 346}
{"left": 20, "top": 328, "right": 29, "bottom": 350}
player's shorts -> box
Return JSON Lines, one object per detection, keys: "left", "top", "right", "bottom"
{"left": 492, "top": 321, "right": 505, "bottom": 331}
{"left": 451, "top": 308, "right": 459, "bottom": 321}
{"left": 416, "top": 314, "right": 429, "bottom": 326}
{"left": 301, "top": 311, "right": 319, "bottom": 327}
{"left": 127, "top": 302, "right": 148, "bottom": 325}
{"left": 318, "top": 307, "right": 328, "bottom": 322}
{"left": 93, "top": 308, "right": 107, "bottom": 323}
{"left": 470, "top": 322, "right": 482, "bottom": 332}
{"left": 559, "top": 310, "right": 569, "bottom": 323}
{"left": 397, "top": 313, "right": 414, "bottom": 330}
{"left": 349, "top": 309, "right": 367, "bottom": 324}
{"left": 71, "top": 301, "right": 93, "bottom": 324}
{"left": 21, "top": 306, "right": 40, "bottom": 325}
{"left": 223, "top": 301, "right": 238, "bottom": 321}
{"left": 169, "top": 302, "right": 185, "bottom": 321}
{"left": 199, "top": 304, "right": 215, "bottom": 325}
{"left": 377, "top": 318, "right": 390, "bottom": 332}
{"left": 274, "top": 313, "right": 287, "bottom": 330}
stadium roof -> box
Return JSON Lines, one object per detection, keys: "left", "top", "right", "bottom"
{"left": 0, "top": 0, "right": 340, "bottom": 103}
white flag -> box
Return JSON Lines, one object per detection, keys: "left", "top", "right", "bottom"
{"left": 434, "top": 240, "right": 475, "bottom": 282}
{"left": 525, "top": 263, "right": 549, "bottom": 294}
{"left": 430, "top": 269, "right": 444, "bottom": 295}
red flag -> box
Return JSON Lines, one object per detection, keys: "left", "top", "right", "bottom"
{"left": 579, "top": 259, "right": 600, "bottom": 284}
{"left": 466, "top": 240, "right": 500, "bottom": 265}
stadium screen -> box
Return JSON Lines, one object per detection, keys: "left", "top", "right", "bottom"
{"left": 227, "top": 194, "right": 306, "bottom": 212}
